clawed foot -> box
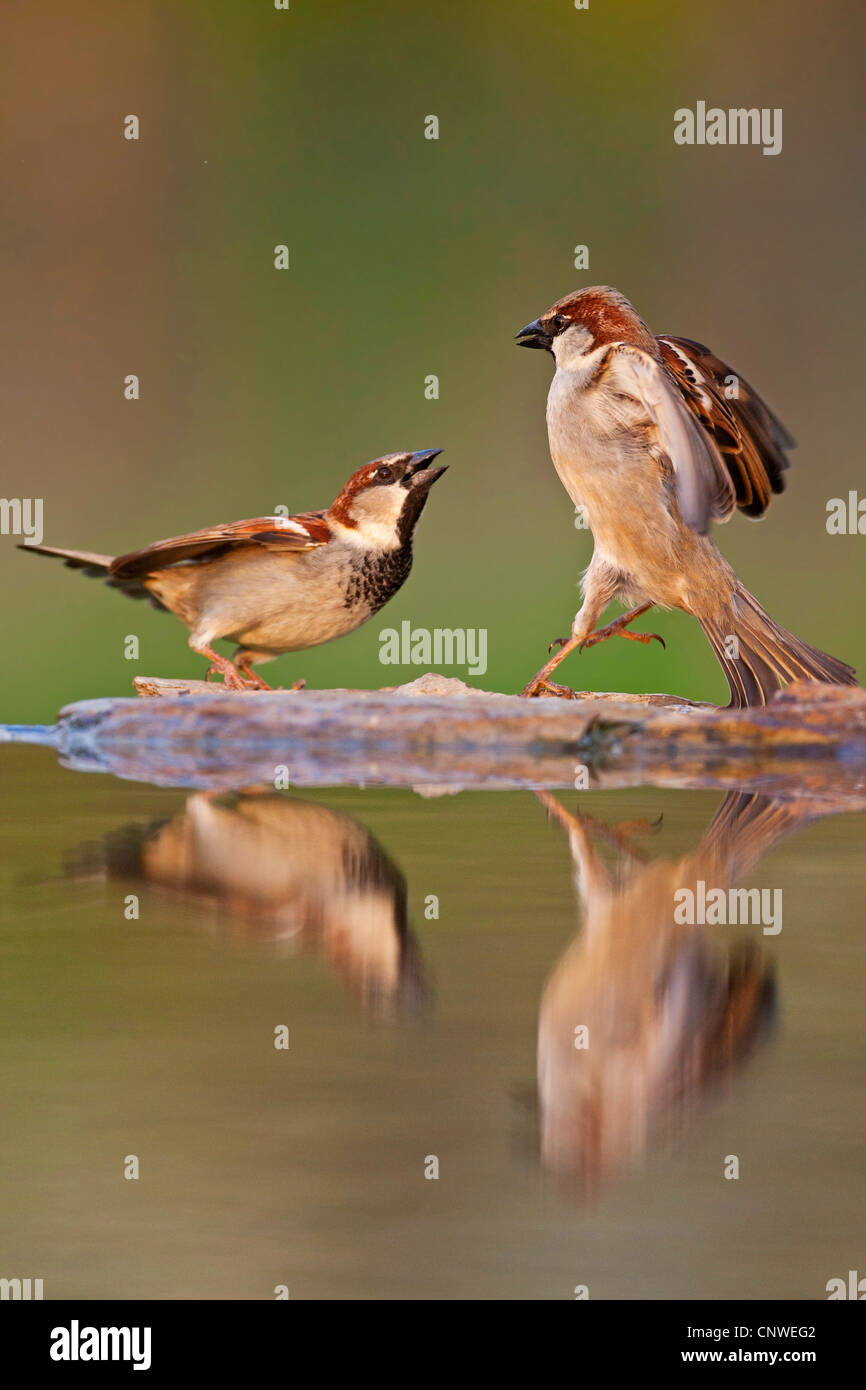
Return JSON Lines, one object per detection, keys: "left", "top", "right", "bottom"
{"left": 536, "top": 791, "right": 662, "bottom": 861}
{"left": 205, "top": 660, "right": 250, "bottom": 691}
{"left": 577, "top": 812, "right": 663, "bottom": 861}
{"left": 578, "top": 608, "right": 665, "bottom": 653}
{"left": 521, "top": 674, "right": 579, "bottom": 699}
{"left": 235, "top": 672, "right": 306, "bottom": 692}
{"left": 236, "top": 669, "right": 273, "bottom": 690}
{"left": 204, "top": 663, "right": 305, "bottom": 692}
{"left": 522, "top": 633, "right": 584, "bottom": 697}
{"left": 522, "top": 603, "right": 664, "bottom": 697}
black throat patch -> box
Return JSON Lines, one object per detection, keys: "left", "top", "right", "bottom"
{"left": 343, "top": 542, "right": 414, "bottom": 614}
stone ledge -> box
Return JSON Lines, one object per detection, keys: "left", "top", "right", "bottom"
{"left": 11, "top": 676, "right": 858, "bottom": 800}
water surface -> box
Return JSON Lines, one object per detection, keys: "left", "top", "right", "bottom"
{"left": 0, "top": 744, "right": 863, "bottom": 1299}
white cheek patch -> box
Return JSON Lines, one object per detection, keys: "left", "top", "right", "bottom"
{"left": 345, "top": 485, "right": 406, "bottom": 546}
{"left": 553, "top": 322, "right": 594, "bottom": 367}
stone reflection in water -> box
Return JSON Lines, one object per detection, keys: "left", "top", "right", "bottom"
{"left": 533, "top": 790, "right": 823, "bottom": 1197}
{"left": 70, "top": 791, "right": 425, "bottom": 1013}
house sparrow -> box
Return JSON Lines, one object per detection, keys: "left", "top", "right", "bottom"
{"left": 533, "top": 789, "right": 810, "bottom": 1194}
{"left": 22, "top": 449, "right": 446, "bottom": 689}
{"left": 516, "top": 287, "right": 857, "bottom": 705}
{"left": 69, "top": 790, "right": 426, "bottom": 1012}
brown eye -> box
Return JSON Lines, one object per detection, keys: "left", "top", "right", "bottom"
{"left": 376, "top": 465, "right": 394, "bottom": 481}
{"left": 552, "top": 314, "right": 568, "bottom": 332}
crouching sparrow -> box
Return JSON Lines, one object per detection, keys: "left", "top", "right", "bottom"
{"left": 23, "top": 450, "right": 446, "bottom": 689}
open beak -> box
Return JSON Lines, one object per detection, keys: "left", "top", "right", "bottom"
{"left": 404, "top": 448, "right": 447, "bottom": 488}
{"left": 515, "top": 318, "right": 553, "bottom": 350}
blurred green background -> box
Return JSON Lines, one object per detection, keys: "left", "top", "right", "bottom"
{"left": 2, "top": 0, "right": 864, "bottom": 722}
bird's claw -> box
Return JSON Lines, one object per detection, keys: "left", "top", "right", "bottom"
{"left": 205, "top": 663, "right": 247, "bottom": 691}
{"left": 579, "top": 623, "right": 666, "bottom": 652}
{"left": 521, "top": 675, "right": 579, "bottom": 700}
{"left": 205, "top": 662, "right": 265, "bottom": 692}
{"left": 547, "top": 635, "right": 569, "bottom": 655}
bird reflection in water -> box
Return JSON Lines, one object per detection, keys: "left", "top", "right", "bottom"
{"left": 532, "top": 790, "right": 821, "bottom": 1197}
{"left": 71, "top": 791, "right": 425, "bottom": 1014}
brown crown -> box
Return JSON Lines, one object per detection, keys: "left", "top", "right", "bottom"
{"left": 546, "top": 286, "right": 657, "bottom": 352}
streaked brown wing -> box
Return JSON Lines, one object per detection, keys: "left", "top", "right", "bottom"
{"left": 110, "top": 513, "right": 330, "bottom": 581}
{"left": 608, "top": 344, "right": 736, "bottom": 535}
{"left": 658, "top": 335, "right": 793, "bottom": 519}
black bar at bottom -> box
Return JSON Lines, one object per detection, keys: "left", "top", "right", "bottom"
{"left": 2, "top": 1298, "right": 860, "bottom": 1374}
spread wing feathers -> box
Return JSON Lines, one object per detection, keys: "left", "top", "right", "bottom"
{"left": 658, "top": 336, "right": 793, "bottom": 519}
{"left": 109, "top": 513, "right": 331, "bottom": 581}
{"left": 607, "top": 343, "right": 736, "bottom": 534}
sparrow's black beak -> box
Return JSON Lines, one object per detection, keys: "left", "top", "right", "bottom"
{"left": 404, "top": 448, "right": 446, "bottom": 488}
{"left": 515, "top": 318, "right": 553, "bottom": 351}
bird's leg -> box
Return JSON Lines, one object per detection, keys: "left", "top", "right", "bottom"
{"left": 570, "top": 811, "right": 662, "bottom": 863}
{"left": 193, "top": 643, "right": 249, "bottom": 691}
{"left": 234, "top": 652, "right": 273, "bottom": 690}
{"left": 241, "top": 669, "right": 273, "bottom": 690}
{"left": 232, "top": 648, "right": 306, "bottom": 692}
{"left": 237, "top": 665, "right": 272, "bottom": 690}
{"left": 535, "top": 791, "right": 661, "bottom": 863}
{"left": 535, "top": 789, "right": 583, "bottom": 832}
{"left": 577, "top": 602, "right": 665, "bottom": 654}
{"left": 521, "top": 633, "right": 588, "bottom": 699}
{"left": 522, "top": 561, "right": 620, "bottom": 699}
{"left": 522, "top": 602, "right": 665, "bottom": 698}
{"left": 533, "top": 791, "right": 613, "bottom": 900}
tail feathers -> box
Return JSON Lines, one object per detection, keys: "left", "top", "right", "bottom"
{"left": 699, "top": 791, "right": 818, "bottom": 878}
{"left": 22, "top": 543, "right": 113, "bottom": 575}
{"left": 701, "top": 585, "right": 858, "bottom": 709}
{"left": 19, "top": 543, "right": 167, "bottom": 609}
